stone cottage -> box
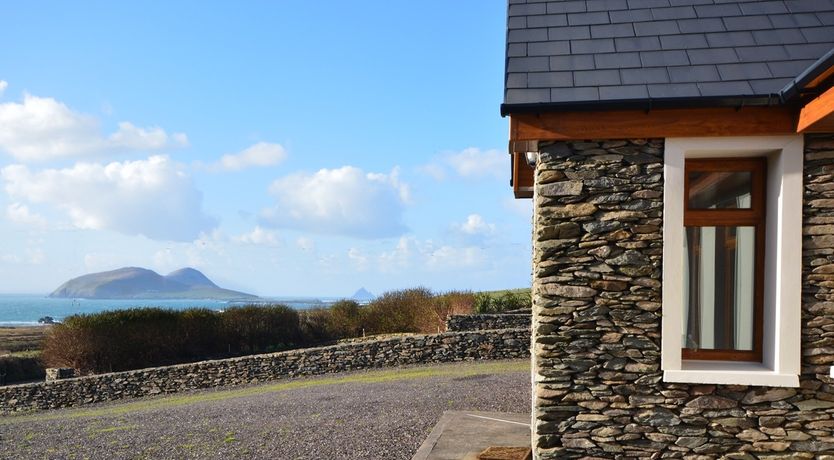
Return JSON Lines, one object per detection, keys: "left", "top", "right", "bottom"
{"left": 501, "top": 1, "right": 834, "bottom": 458}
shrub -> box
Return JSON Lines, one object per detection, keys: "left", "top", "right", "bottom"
{"left": 221, "top": 304, "right": 301, "bottom": 354}
{"left": 0, "top": 355, "right": 44, "bottom": 385}
{"left": 327, "top": 300, "right": 363, "bottom": 338}
{"left": 40, "top": 288, "right": 527, "bottom": 376}
{"left": 362, "top": 287, "right": 433, "bottom": 335}
{"left": 179, "top": 308, "right": 224, "bottom": 358}
{"left": 414, "top": 291, "right": 475, "bottom": 333}
{"left": 299, "top": 308, "right": 338, "bottom": 344}
{"left": 43, "top": 304, "right": 302, "bottom": 374}
{"left": 474, "top": 290, "right": 532, "bottom": 314}
{"left": 43, "top": 308, "right": 186, "bottom": 373}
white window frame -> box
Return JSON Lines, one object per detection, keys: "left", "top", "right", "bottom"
{"left": 661, "top": 136, "right": 803, "bottom": 388}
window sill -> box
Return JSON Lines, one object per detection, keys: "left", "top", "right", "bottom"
{"left": 664, "top": 361, "right": 799, "bottom": 387}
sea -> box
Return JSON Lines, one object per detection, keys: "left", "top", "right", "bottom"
{"left": 0, "top": 294, "right": 337, "bottom": 326}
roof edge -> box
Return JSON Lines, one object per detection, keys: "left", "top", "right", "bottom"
{"left": 780, "top": 47, "right": 834, "bottom": 102}
{"left": 500, "top": 94, "right": 789, "bottom": 117}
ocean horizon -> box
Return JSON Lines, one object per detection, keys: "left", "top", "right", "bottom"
{"left": 0, "top": 294, "right": 338, "bottom": 326}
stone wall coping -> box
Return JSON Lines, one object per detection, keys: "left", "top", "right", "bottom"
{"left": 449, "top": 313, "right": 532, "bottom": 317}
{"left": 0, "top": 327, "right": 530, "bottom": 392}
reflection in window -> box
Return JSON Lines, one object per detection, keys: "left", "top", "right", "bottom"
{"left": 688, "top": 171, "right": 752, "bottom": 209}
{"left": 683, "top": 226, "right": 755, "bottom": 352}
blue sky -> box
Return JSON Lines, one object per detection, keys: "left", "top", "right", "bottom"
{"left": 0, "top": 1, "right": 532, "bottom": 297}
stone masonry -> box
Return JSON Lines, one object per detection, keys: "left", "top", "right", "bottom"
{"left": 0, "top": 328, "right": 529, "bottom": 414}
{"left": 446, "top": 313, "right": 532, "bottom": 332}
{"left": 530, "top": 136, "right": 834, "bottom": 459}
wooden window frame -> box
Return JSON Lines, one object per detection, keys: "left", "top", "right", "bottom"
{"left": 682, "top": 158, "right": 766, "bottom": 362}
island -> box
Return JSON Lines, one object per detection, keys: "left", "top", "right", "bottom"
{"left": 351, "top": 287, "right": 375, "bottom": 302}
{"left": 49, "top": 267, "right": 258, "bottom": 300}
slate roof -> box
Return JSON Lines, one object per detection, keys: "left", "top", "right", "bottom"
{"left": 502, "top": 0, "right": 834, "bottom": 114}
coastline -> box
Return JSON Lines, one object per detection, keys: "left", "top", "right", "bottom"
{"left": 0, "top": 294, "right": 340, "bottom": 326}
{"left": 0, "top": 323, "right": 50, "bottom": 328}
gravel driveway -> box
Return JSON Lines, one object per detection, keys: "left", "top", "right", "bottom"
{"left": 0, "top": 359, "right": 530, "bottom": 460}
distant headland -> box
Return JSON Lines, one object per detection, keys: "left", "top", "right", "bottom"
{"left": 49, "top": 267, "right": 258, "bottom": 300}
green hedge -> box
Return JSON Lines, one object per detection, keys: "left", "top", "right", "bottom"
{"left": 41, "top": 288, "right": 482, "bottom": 375}
{"left": 473, "top": 290, "right": 532, "bottom": 313}
{"left": 0, "top": 355, "right": 45, "bottom": 384}
{"left": 43, "top": 305, "right": 301, "bottom": 374}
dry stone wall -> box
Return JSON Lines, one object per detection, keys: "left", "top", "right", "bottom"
{"left": 531, "top": 136, "right": 834, "bottom": 460}
{"left": 446, "top": 314, "right": 532, "bottom": 331}
{"left": 0, "top": 328, "right": 529, "bottom": 414}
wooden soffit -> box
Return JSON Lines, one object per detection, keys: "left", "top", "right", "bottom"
{"left": 509, "top": 106, "right": 799, "bottom": 142}
{"left": 511, "top": 152, "right": 534, "bottom": 199}
{"left": 798, "top": 85, "right": 834, "bottom": 133}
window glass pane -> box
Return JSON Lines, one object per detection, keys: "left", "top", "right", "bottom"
{"left": 688, "top": 171, "right": 752, "bottom": 209}
{"left": 682, "top": 226, "right": 755, "bottom": 352}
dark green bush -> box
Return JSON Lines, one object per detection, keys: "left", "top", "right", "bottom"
{"left": 43, "top": 304, "right": 302, "bottom": 374}
{"left": 39, "top": 288, "right": 517, "bottom": 376}
{"left": 327, "top": 300, "right": 363, "bottom": 338}
{"left": 361, "top": 287, "right": 433, "bottom": 334}
{"left": 0, "top": 355, "right": 44, "bottom": 385}
{"left": 474, "top": 290, "right": 532, "bottom": 314}
{"left": 179, "top": 308, "right": 223, "bottom": 359}
{"left": 221, "top": 305, "right": 301, "bottom": 354}
{"left": 298, "top": 308, "right": 338, "bottom": 344}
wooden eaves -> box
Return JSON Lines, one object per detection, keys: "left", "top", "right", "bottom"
{"left": 509, "top": 75, "right": 834, "bottom": 199}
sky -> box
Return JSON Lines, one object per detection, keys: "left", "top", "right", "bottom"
{"left": 0, "top": 1, "right": 532, "bottom": 297}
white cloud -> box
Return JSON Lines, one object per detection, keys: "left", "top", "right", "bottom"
{"left": 261, "top": 166, "right": 409, "bottom": 239}
{"left": 0, "top": 254, "right": 21, "bottom": 264}
{"left": 503, "top": 197, "right": 533, "bottom": 219}
{"left": 188, "top": 230, "right": 227, "bottom": 262}
{"left": 447, "top": 148, "right": 505, "bottom": 178}
{"left": 454, "top": 214, "right": 495, "bottom": 236}
{"left": 378, "top": 236, "right": 415, "bottom": 272}
{"left": 0, "top": 246, "right": 45, "bottom": 265}
{"left": 109, "top": 122, "right": 188, "bottom": 150}
{"left": 172, "top": 133, "right": 189, "bottom": 146}
{"left": 233, "top": 226, "right": 282, "bottom": 247}
{"left": 212, "top": 142, "right": 287, "bottom": 172}
{"left": 347, "top": 247, "right": 369, "bottom": 271}
{"left": 146, "top": 230, "right": 226, "bottom": 274}
{"left": 6, "top": 203, "right": 47, "bottom": 227}
{"left": 0, "top": 93, "right": 187, "bottom": 162}
{"left": 85, "top": 252, "right": 129, "bottom": 272}
{"left": 296, "top": 237, "right": 315, "bottom": 251}
{"left": 421, "top": 148, "right": 506, "bottom": 181}
{"left": 424, "top": 245, "right": 486, "bottom": 270}
{"left": 1, "top": 155, "right": 216, "bottom": 241}
{"left": 0, "top": 81, "right": 7, "bottom": 96}
{"left": 377, "top": 236, "right": 485, "bottom": 273}
{"left": 152, "top": 249, "right": 176, "bottom": 272}
{"left": 26, "top": 247, "right": 45, "bottom": 265}
{"left": 417, "top": 163, "right": 446, "bottom": 181}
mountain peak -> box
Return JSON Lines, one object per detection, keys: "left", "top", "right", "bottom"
{"left": 351, "top": 287, "right": 375, "bottom": 301}
{"left": 165, "top": 267, "right": 217, "bottom": 288}
{"left": 49, "top": 266, "right": 255, "bottom": 300}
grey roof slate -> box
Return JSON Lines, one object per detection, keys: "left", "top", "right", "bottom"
{"left": 503, "top": 0, "right": 834, "bottom": 109}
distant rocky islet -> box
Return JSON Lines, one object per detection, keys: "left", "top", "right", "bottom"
{"left": 351, "top": 287, "right": 375, "bottom": 302}
{"left": 49, "top": 267, "right": 258, "bottom": 300}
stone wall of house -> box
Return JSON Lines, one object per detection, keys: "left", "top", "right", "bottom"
{"left": 531, "top": 135, "right": 834, "bottom": 460}
{"left": 446, "top": 314, "right": 532, "bottom": 331}
{"left": 0, "top": 328, "right": 529, "bottom": 414}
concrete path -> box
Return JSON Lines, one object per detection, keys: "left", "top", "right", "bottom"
{"left": 412, "top": 410, "right": 530, "bottom": 460}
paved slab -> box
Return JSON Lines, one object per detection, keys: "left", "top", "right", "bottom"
{"left": 412, "top": 410, "right": 530, "bottom": 460}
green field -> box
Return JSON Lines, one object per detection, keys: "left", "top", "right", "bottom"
{"left": 479, "top": 288, "right": 531, "bottom": 299}
{"left": 0, "top": 326, "right": 48, "bottom": 355}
